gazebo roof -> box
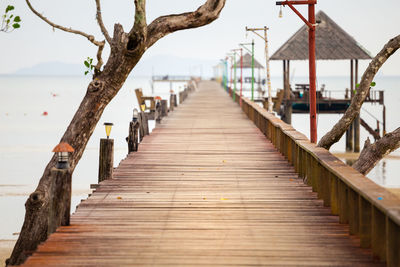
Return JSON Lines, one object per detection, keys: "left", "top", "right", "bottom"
{"left": 235, "top": 53, "right": 264, "bottom": 69}
{"left": 271, "top": 10, "right": 372, "bottom": 60}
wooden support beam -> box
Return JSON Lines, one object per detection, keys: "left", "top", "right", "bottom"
{"left": 161, "top": 100, "right": 168, "bottom": 117}
{"left": 48, "top": 168, "right": 72, "bottom": 235}
{"left": 127, "top": 121, "right": 140, "bottom": 153}
{"left": 98, "top": 138, "right": 114, "bottom": 182}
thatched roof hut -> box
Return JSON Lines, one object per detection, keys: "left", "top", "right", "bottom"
{"left": 235, "top": 53, "right": 264, "bottom": 69}
{"left": 271, "top": 10, "right": 372, "bottom": 60}
{"left": 271, "top": 10, "right": 372, "bottom": 92}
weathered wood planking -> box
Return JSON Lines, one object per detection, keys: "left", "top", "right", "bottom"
{"left": 21, "top": 81, "right": 382, "bottom": 266}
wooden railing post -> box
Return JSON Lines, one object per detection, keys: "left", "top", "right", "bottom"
{"left": 48, "top": 168, "right": 72, "bottom": 235}
{"left": 139, "top": 112, "right": 149, "bottom": 141}
{"left": 387, "top": 217, "right": 400, "bottom": 266}
{"left": 98, "top": 138, "right": 114, "bottom": 182}
{"left": 169, "top": 94, "right": 175, "bottom": 111}
{"left": 127, "top": 120, "right": 140, "bottom": 153}
{"left": 161, "top": 99, "right": 168, "bottom": 117}
{"left": 179, "top": 91, "right": 183, "bottom": 104}
{"left": 359, "top": 196, "right": 372, "bottom": 248}
{"left": 372, "top": 206, "right": 386, "bottom": 261}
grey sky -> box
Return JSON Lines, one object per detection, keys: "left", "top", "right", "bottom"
{"left": 1, "top": 0, "right": 399, "bottom": 76}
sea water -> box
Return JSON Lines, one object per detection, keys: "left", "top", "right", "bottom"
{"left": 0, "top": 75, "right": 399, "bottom": 240}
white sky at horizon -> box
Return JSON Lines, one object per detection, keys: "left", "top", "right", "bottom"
{"left": 0, "top": 0, "right": 399, "bottom": 77}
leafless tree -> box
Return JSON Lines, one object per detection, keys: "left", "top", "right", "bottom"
{"left": 317, "top": 35, "right": 400, "bottom": 174}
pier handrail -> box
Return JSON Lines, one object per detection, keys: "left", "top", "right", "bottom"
{"left": 229, "top": 88, "right": 400, "bottom": 266}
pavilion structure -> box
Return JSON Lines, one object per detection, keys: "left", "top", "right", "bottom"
{"left": 270, "top": 10, "right": 384, "bottom": 152}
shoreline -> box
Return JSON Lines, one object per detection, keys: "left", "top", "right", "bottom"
{"left": 0, "top": 240, "right": 15, "bottom": 267}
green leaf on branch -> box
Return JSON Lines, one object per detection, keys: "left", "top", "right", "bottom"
{"left": 84, "top": 57, "right": 95, "bottom": 76}
{"left": 12, "top": 23, "right": 20, "bottom": 29}
{"left": 356, "top": 83, "right": 360, "bottom": 88}
{"left": 13, "top": 16, "right": 21, "bottom": 22}
{"left": 5, "top": 5, "right": 14, "bottom": 13}
{"left": 370, "top": 81, "right": 376, "bottom": 87}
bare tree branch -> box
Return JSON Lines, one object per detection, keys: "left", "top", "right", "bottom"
{"left": 95, "top": 0, "right": 112, "bottom": 44}
{"left": 129, "top": 0, "right": 147, "bottom": 37}
{"left": 317, "top": 35, "right": 400, "bottom": 150}
{"left": 125, "top": 0, "right": 147, "bottom": 52}
{"left": 146, "top": 0, "right": 226, "bottom": 48}
{"left": 26, "top": 0, "right": 107, "bottom": 72}
{"left": 26, "top": 0, "right": 103, "bottom": 47}
{"left": 353, "top": 128, "right": 400, "bottom": 175}
{"left": 95, "top": 40, "right": 105, "bottom": 74}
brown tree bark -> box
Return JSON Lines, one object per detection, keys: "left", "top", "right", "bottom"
{"left": 7, "top": 0, "right": 225, "bottom": 265}
{"left": 317, "top": 35, "right": 400, "bottom": 150}
{"left": 352, "top": 128, "right": 400, "bottom": 175}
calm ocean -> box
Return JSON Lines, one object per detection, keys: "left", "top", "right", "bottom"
{"left": 0, "top": 75, "right": 399, "bottom": 240}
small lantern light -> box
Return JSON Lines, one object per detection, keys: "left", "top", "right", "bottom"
{"left": 132, "top": 108, "right": 139, "bottom": 122}
{"left": 279, "top": 6, "right": 283, "bottom": 18}
{"left": 52, "top": 142, "right": 74, "bottom": 169}
{"left": 104, "top": 122, "right": 113, "bottom": 139}
{"left": 140, "top": 104, "right": 146, "bottom": 112}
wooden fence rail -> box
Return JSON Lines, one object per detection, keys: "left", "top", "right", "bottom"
{"left": 228, "top": 87, "right": 400, "bottom": 266}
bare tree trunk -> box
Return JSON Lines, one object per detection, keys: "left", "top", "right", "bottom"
{"left": 318, "top": 35, "right": 400, "bottom": 150}
{"left": 7, "top": 25, "right": 144, "bottom": 266}
{"left": 353, "top": 128, "right": 400, "bottom": 175}
{"left": 7, "top": 1, "right": 225, "bottom": 265}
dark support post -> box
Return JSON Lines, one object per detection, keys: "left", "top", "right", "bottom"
{"left": 169, "top": 94, "right": 175, "bottom": 111}
{"left": 161, "top": 100, "right": 168, "bottom": 117}
{"left": 359, "top": 196, "right": 372, "bottom": 248}
{"left": 346, "top": 120, "right": 354, "bottom": 152}
{"left": 156, "top": 102, "right": 162, "bottom": 123}
{"left": 173, "top": 94, "right": 178, "bottom": 107}
{"left": 354, "top": 116, "right": 360, "bottom": 152}
{"left": 387, "top": 217, "right": 400, "bottom": 266}
{"left": 48, "top": 168, "right": 72, "bottom": 235}
{"left": 127, "top": 121, "right": 140, "bottom": 153}
{"left": 139, "top": 112, "right": 149, "bottom": 140}
{"left": 282, "top": 60, "right": 292, "bottom": 124}
{"left": 179, "top": 91, "right": 183, "bottom": 104}
{"left": 354, "top": 59, "right": 360, "bottom": 152}
{"left": 383, "top": 105, "right": 386, "bottom": 135}
{"left": 98, "top": 138, "right": 114, "bottom": 182}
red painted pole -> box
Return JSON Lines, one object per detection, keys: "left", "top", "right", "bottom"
{"left": 308, "top": 3, "right": 317, "bottom": 143}
{"left": 240, "top": 48, "right": 243, "bottom": 107}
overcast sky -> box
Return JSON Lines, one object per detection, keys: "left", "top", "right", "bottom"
{"left": 1, "top": 0, "right": 399, "bottom": 76}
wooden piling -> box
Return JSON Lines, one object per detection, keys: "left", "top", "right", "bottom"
{"left": 346, "top": 123, "right": 354, "bottom": 152}
{"left": 173, "top": 94, "right": 178, "bottom": 107}
{"left": 354, "top": 115, "right": 360, "bottom": 152}
{"left": 127, "top": 121, "right": 140, "bottom": 153}
{"left": 139, "top": 112, "right": 149, "bottom": 140}
{"left": 98, "top": 138, "right": 114, "bottom": 182}
{"left": 48, "top": 168, "right": 72, "bottom": 235}
{"left": 169, "top": 94, "right": 175, "bottom": 111}
{"left": 161, "top": 99, "right": 168, "bottom": 117}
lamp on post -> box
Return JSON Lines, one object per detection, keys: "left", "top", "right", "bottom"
{"left": 52, "top": 142, "right": 74, "bottom": 169}
{"left": 103, "top": 122, "right": 113, "bottom": 139}
{"left": 239, "top": 41, "right": 255, "bottom": 101}
{"left": 276, "top": 0, "right": 317, "bottom": 143}
{"left": 132, "top": 108, "right": 139, "bottom": 122}
{"left": 231, "top": 48, "right": 242, "bottom": 102}
{"left": 246, "top": 26, "right": 273, "bottom": 112}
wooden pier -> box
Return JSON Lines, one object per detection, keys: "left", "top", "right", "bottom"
{"left": 19, "top": 81, "right": 398, "bottom": 266}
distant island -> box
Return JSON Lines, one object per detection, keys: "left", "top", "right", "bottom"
{"left": 9, "top": 55, "right": 216, "bottom": 77}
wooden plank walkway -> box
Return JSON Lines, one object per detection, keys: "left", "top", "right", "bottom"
{"left": 22, "top": 81, "right": 382, "bottom": 266}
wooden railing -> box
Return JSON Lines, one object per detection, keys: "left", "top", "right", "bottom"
{"left": 227, "top": 87, "right": 400, "bottom": 267}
